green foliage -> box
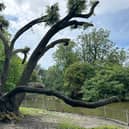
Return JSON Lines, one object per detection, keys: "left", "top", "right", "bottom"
{"left": 30, "top": 65, "right": 46, "bottom": 83}
{"left": 30, "top": 70, "right": 42, "bottom": 82}
{"left": 64, "top": 62, "right": 95, "bottom": 99}
{"left": 39, "top": 27, "right": 129, "bottom": 102}
{"left": 43, "top": 65, "right": 64, "bottom": 91}
{"left": 41, "top": 47, "right": 68, "bottom": 94}
{"left": 77, "top": 28, "right": 127, "bottom": 64}
{"left": 4, "top": 56, "right": 24, "bottom": 91}
{"left": 0, "top": 39, "right": 25, "bottom": 92}
{"left": 54, "top": 41, "right": 79, "bottom": 70}
{"left": 20, "top": 107, "right": 47, "bottom": 116}
{"left": 82, "top": 64, "right": 129, "bottom": 101}
{"left": 45, "top": 3, "right": 59, "bottom": 26}
{"left": 107, "top": 48, "right": 127, "bottom": 65}
{"left": 4, "top": 82, "right": 16, "bottom": 92}
{"left": 67, "top": 0, "right": 86, "bottom": 14}
{"left": 110, "top": 67, "right": 129, "bottom": 100}
{"left": 77, "top": 28, "right": 112, "bottom": 63}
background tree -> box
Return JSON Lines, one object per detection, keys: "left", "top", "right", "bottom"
{"left": 77, "top": 28, "right": 127, "bottom": 64}
{"left": 54, "top": 41, "right": 79, "bottom": 70}
{"left": 107, "top": 47, "right": 126, "bottom": 65}
{"left": 43, "top": 41, "right": 79, "bottom": 91}
{"left": 43, "top": 65, "right": 64, "bottom": 91}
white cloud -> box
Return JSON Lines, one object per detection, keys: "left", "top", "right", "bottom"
{"left": 96, "top": 0, "right": 129, "bottom": 14}
{"left": 3, "top": 0, "right": 129, "bottom": 32}
{"left": 1, "top": 0, "right": 129, "bottom": 68}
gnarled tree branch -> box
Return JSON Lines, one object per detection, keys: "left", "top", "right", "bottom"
{"left": 10, "top": 15, "right": 47, "bottom": 48}
{"left": 13, "top": 47, "right": 30, "bottom": 64}
{"left": 45, "top": 38, "right": 70, "bottom": 52}
{"left": 4, "top": 86, "right": 120, "bottom": 108}
{"left": 74, "top": 1, "right": 99, "bottom": 18}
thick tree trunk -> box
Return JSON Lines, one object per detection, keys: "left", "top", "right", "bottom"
{"left": 0, "top": 95, "right": 18, "bottom": 122}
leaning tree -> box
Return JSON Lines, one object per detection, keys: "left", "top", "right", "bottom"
{"left": 0, "top": 0, "right": 119, "bottom": 121}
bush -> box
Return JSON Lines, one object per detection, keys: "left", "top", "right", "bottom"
{"left": 82, "top": 64, "right": 128, "bottom": 101}
{"left": 64, "top": 62, "right": 95, "bottom": 99}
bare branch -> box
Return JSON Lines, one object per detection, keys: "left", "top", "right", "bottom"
{"left": 5, "top": 86, "right": 120, "bottom": 108}
{"left": 10, "top": 15, "right": 47, "bottom": 48}
{"left": 74, "top": 1, "right": 99, "bottom": 18}
{"left": 0, "top": 30, "right": 9, "bottom": 53}
{"left": 13, "top": 47, "right": 30, "bottom": 64}
{"left": 45, "top": 38, "right": 70, "bottom": 52}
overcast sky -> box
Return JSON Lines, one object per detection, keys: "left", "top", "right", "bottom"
{"left": 1, "top": 0, "right": 129, "bottom": 69}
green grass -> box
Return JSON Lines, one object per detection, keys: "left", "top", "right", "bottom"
{"left": 56, "top": 123, "right": 122, "bottom": 129}
{"left": 20, "top": 107, "right": 48, "bottom": 116}
{"left": 57, "top": 122, "right": 86, "bottom": 129}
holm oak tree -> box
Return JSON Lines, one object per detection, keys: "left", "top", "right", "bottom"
{"left": 0, "top": 1, "right": 119, "bottom": 121}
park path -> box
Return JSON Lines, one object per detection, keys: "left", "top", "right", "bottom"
{"left": 0, "top": 111, "right": 128, "bottom": 129}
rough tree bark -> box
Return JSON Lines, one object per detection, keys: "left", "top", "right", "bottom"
{"left": 0, "top": 1, "right": 120, "bottom": 121}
